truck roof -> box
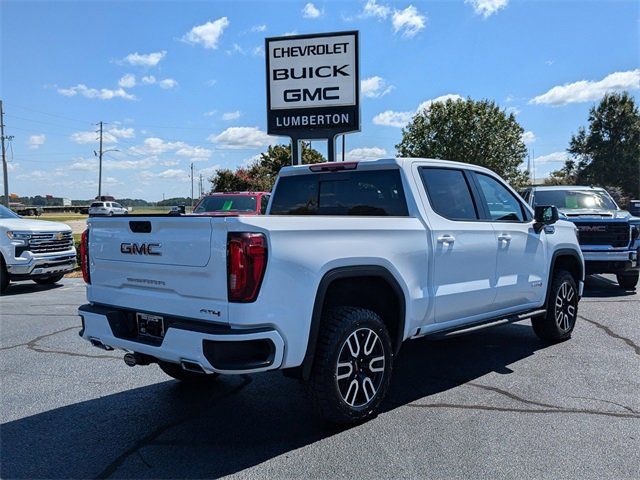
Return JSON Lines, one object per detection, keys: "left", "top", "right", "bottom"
{"left": 202, "top": 191, "right": 269, "bottom": 196}
{"left": 279, "top": 157, "right": 500, "bottom": 177}
{"left": 530, "top": 185, "right": 607, "bottom": 192}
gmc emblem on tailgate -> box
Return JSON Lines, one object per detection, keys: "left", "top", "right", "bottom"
{"left": 121, "top": 242, "right": 162, "bottom": 256}
{"left": 577, "top": 226, "right": 607, "bottom": 233}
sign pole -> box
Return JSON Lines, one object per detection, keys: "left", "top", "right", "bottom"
{"left": 291, "top": 138, "right": 301, "bottom": 165}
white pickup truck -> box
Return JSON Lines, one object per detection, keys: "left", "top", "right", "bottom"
{"left": 79, "top": 158, "right": 584, "bottom": 423}
{"left": 0, "top": 205, "right": 76, "bottom": 293}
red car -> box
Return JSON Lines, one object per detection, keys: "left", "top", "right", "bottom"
{"left": 192, "top": 192, "right": 270, "bottom": 216}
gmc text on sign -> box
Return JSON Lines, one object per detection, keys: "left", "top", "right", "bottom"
{"left": 265, "top": 31, "right": 360, "bottom": 138}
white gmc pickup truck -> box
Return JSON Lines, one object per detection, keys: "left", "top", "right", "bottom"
{"left": 79, "top": 158, "right": 584, "bottom": 424}
{"left": 1, "top": 205, "right": 76, "bottom": 293}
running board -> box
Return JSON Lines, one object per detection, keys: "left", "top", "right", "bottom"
{"left": 414, "top": 309, "right": 546, "bottom": 339}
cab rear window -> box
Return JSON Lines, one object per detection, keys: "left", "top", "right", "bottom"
{"left": 270, "top": 170, "right": 409, "bottom": 216}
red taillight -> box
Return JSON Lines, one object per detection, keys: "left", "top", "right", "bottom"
{"left": 227, "top": 232, "right": 267, "bottom": 302}
{"left": 80, "top": 229, "right": 90, "bottom": 284}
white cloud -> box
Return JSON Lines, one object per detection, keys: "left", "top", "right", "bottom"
{"left": 122, "top": 51, "right": 166, "bottom": 67}
{"left": 69, "top": 159, "right": 97, "bottom": 171}
{"left": 283, "top": 31, "right": 298, "bottom": 36}
{"left": 535, "top": 151, "right": 569, "bottom": 164}
{"left": 182, "top": 17, "right": 230, "bottom": 49}
{"left": 521, "top": 131, "right": 536, "bottom": 145}
{"left": 346, "top": 147, "right": 388, "bottom": 161}
{"left": 372, "top": 110, "right": 413, "bottom": 128}
{"left": 210, "top": 127, "right": 276, "bottom": 149}
{"left": 416, "top": 94, "right": 464, "bottom": 113}
{"left": 58, "top": 84, "right": 135, "bottom": 100}
{"left": 175, "top": 145, "right": 212, "bottom": 161}
{"left": 465, "top": 0, "right": 509, "bottom": 18}
{"left": 158, "top": 169, "right": 189, "bottom": 179}
{"left": 251, "top": 24, "right": 267, "bottom": 32}
{"left": 361, "top": 76, "right": 394, "bottom": 98}
{"left": 128, "top": 137, "right": 210, "bottom": 161}
{"left": 226, "top": 43, "right": 247, "bottom": 56}
{"left": 530, "top": 69, "right": 640, "bottom": 106}
{"left": 118, "top": 74, "right": 136, "bottom": 88}
{"left": 362, "top": 0, "right": 391, "bottom": 19}
{"left": 506, "top": 106, "right": 520, "bottom": 115}
{"left": 206, "top": 79, "right": 217, "bottom": 87}
{"left": 28, "top": 134, "right": 46, "bottom": 149}
{"left": 222, "top": 110, "right": 241, "bottom": 121}
{"left": 141, "top": 75, "right": 156, "bottom": 85}
{"left": 252, "top": 45, "right": 265, "bottom": 57}
{"left": 158, "top": 78, "right": 178, "bottom": 89}
{"left": 302, "top": 2, "right": 322, "bottom": 18}
{"left": 374, "top": 94, "right": 463, "bottom": 127}
{"left": 392, "top": 5, "right": 426, "bottom": 37}
{"left": 71, "top": 126, "right": 135, "bottom": 145}
{"left": 203, "top": 110, "right": 217, "bottom": 117}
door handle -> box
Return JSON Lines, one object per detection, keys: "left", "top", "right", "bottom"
{"left": 497, "top": 233, "right": 512, "bottom": 243}
{"left": 437, "top": 234, "right": 455, "bottom": 245}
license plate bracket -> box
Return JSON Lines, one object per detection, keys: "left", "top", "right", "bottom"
{"left": 136, "top": 312, "right": 165, "bottom": 339}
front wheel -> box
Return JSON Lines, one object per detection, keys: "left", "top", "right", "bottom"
{"left": 616, "top": 271, "right": 638, "bottom": 290}
{"left": 33, "top": 274, "right": 65, "bottom": 285}
{"left": 158, "top": 361, "right": 220, "bottom": 384}
{"left": 532, "top": 269, "right": 578, "bottom": 342}
{"left": 307, "top": 307, "right": 393, "bottom": 425}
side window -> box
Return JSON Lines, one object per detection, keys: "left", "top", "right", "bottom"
{"left": 475, "top": 174, "right": 525, "bottom": 222}
{"left": 260, "top": 195, "right": 269, "bottom": 214}
{"left": 113, "top": 203, "right": 122, "bottom": 208}
{"left": 419, "top": 168, "right": 478, "bottom": 221}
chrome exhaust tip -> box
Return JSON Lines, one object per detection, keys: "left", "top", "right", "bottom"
{"left": 180, "top": 360, "right": 206, "bottom": 374}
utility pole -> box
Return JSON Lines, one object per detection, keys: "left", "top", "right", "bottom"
{"left": 1, "top": 100, "right": 9, "bottom": 207}
{"left": 97, "top": 121, "right": 103, "bottom": 198}
{"left": 190, "top": 162, "right": 194, "bottom": 208}
{"left": 199, "top": 173, "right": 203, "bottom": 197}
{"left": 341, "top": 135, "right": 346, "bottom": 162}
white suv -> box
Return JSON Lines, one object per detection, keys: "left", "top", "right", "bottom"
{"left": 88, "top": 201, "right": 128, "bottom": 216}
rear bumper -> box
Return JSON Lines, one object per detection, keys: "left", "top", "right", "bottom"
{"left": 7, "top": 252, "right": 76, "bottom": 277}
{"left": 78, "top": 304, "right": 285, "bottom": 374}
{"left": 583, "top": 249, "right": 639, "bottom": 274}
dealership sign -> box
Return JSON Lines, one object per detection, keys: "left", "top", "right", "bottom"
{"left": 265, "top": 31, "right": 360, "bottom": 139}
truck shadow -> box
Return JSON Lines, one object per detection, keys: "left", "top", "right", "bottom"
{"left": 1, "top": 323, "right": 549, "bottom": 479}
{"left": 581, "top": 274, "right": 637, "bottom": 298}
{"left": 1, "top": 281, "right": 64, "bottom": 297}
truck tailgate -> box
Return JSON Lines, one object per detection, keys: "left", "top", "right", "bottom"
{"left": 87, "top": 216, "right": 230, "bottom": 323}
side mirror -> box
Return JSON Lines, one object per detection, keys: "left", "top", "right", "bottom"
{"left": 534, "top": 205, "right": 559, "bottom": 232}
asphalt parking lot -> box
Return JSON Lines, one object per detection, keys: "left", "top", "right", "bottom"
{"left": 1, "top": 276, "right": 638, "bottom": 479}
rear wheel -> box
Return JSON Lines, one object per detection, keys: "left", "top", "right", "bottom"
{"left": 532, "top": 269, "right": 578, "bottom": 342}
{"left": 0, "top": 257, "right": 9, "bottom": 294}
{"left": 307, "top": 306, "right": 393, "bottom": 425}
{"left": 33, "top": 273, "right": 65, "bottom": 285}
{"left": 616, "top": 271, "right": 639, "bottom": 290}
{"left": 158, "top": 361, "right": 220, "bottom": 384}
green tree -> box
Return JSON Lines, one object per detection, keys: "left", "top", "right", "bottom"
{"left": 564, "top": 92, "right": 640, "bottom": 197}
{"left": 210, "top": 142, "right": 325, "bottom": 192}
{"left": 396, "top": 97, "right": 529, "bottom": 186}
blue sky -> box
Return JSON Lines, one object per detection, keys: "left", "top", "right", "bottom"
{"left": 2, "top": 0, "right": 639, "bottom": 201}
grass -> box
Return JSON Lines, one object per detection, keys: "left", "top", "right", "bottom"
{"left": 23, "top": 214, "right": 88, "bottom": 223}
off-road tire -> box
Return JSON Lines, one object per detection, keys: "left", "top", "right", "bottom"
{"left": 33, "top": 273, "right": 65, "bottom": 285}
{"left": 616, "top": 271, "right": 639, "bottom": 290}
{"left": 158, "top": 361, "right": 220, "bottom": 384}
{"left": 0, "top": 256, "right": 9, "bottom": 294}
{"left": 532, "top": 269, "right": 578, "bottom": 342}
{"left": 307, "top": 306, "right": 393, "bottom": 425}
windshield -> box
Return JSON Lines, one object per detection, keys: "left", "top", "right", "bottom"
{"left": 194, "top": 195, "right": 257, "bottom": 213}
{"left": 534, "top": 190, "right": 617, "bottom": 210}
{"left": 0, "top": 205, "right": 20, "bottom": 219}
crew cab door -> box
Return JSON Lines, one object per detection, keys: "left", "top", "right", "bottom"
{"left": 470, "top": 172, "right": 547, "bottom": 309}
{"left": 417, "top": 167, "right": 498, "bottom": 323}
